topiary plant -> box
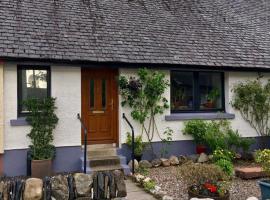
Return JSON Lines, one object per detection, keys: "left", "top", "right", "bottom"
{"left": 24, "top": 97, "right": 59, "bottom": 160}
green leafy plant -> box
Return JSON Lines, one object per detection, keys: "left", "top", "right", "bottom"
{"left": 24, "top": 97, "right": 59, "bottom": 160}
{"left": 119, "top": 68, "right": 170, "bottom": 157}
{"left": 213, "top": 149, "right": 235, "bottom": 162}
{"left": 183, "top": 120, "right": 208, "bottom": 145}
{"left": 143, "top": 180, "right": 156, "bottom": 191}
{"left": 136, "top": 166, "right": 150, "bottom": 176}
{"left": 126, "top": 132, "right": 146, "bottom": 156}
{"left": 206, "top": 88, "right": 220, "bottom": 102}
{"left": 215, "top": 159, "right": 234, "bottom": 177}
{"left": 231, "top": 78, "right": 270, "bottom": 137}
{"left": 160, "top": 127, "right": 173, "bottom": 157}
{"left": 255, "top": 149, "right": 270, "bottom": 175}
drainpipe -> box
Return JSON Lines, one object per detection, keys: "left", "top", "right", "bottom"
{"left": 0, "top": 60, "right": 4, "bottom": 175}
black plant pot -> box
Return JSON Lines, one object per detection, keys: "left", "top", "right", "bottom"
{"left": 134, "top": 155, "right": 142, "bottom": 162}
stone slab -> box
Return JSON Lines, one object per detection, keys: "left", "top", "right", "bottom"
{"left": 235, "top": 167, "right": 267, "bottom": 179}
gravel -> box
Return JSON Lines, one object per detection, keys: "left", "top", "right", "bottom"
{"left": 148, "top": 165, "right": 262, "bottom": 200}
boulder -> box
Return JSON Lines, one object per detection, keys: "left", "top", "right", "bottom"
{"left": 169, "top": 155, "right": 179, "bottom": 165}
{"left": 134, "top": 174, "right": 145, "bottom": 182}
{"left": 51, "top": 175, "right": 69, "bottom": 200}
{"left": 139, "top": 160, "right": 152, "bottom": 168}
{"left": 160, "top": 158, "right": 170, "bottom": 167}
{"left": 23, "top": 178, "right": 43, "bottom": 200}
{"left": 73, "top": 173, "right": 93, "bottom": 197}
{"left": 235, "top": 167, "right": 266, "bottom": 179}
{"left": 187, "top": 154, "right": 199, "bottom": 162}
{"left": 162, "top": 195, "right": 174, "bottom": 200}
{"left": 197, "top": 153, "right": 209, "bottom": 163}
{"left": 178, "top": 155, "right": 188, "bottom": 165}
{"left": 128, "top": 159, "right": 139, "bottom": 170}
{"left": 113, "top": 170, "right": 127, "bottom": 197}
{"left": 151, "top": 159, "right": 162, "bottom": 167}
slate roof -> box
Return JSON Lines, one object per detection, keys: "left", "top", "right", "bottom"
{"left": 0, "top": 0, "right": 269, "bottom": 69}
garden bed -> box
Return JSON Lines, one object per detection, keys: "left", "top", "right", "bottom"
{"left": 148, "top": 165, "right": 261, "bottom": 200}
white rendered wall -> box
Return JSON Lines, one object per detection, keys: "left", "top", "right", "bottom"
{"left": 119, "top": 69, "right": 270, "bottom": 144}
{"left": 3, "top": 63, "right": 82, "bottom": 150}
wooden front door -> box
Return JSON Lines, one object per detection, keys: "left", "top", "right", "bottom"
{"left": 81, "top": 68, "right": 118, "bottom": 144}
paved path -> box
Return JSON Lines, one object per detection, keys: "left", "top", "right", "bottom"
{"left": 125, "top": 179, "right": 157, "bottom": 200}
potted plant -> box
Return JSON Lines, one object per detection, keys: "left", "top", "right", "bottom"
{"left": 204, "top": 88, "right": 220, "bottom": 108}
{"left": 24, "top": 97, "right": 59, "bottom": 178}
{"left": 255, "top": 149, "right": 270, "bottom": 199}
{"left": 178, "top": 162, "right": 231, "bottom": 200}
{"left": 126, "top": 132, "right": 145, "bottom": 161}
{"left": 183, "top": 120, "right": 208, "bottom": 154}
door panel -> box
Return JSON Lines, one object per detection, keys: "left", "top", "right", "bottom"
{"left": 81, "top": 68, "right": 118, "bottom": 144}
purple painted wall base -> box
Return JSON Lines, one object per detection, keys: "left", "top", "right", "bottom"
{"left": 118, "top": 136, "right": 270, "bottom": 162}
{"left": 3, "top": 146, "right": 82, "bottom": 177}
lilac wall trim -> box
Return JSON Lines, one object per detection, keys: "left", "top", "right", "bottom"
{"left": 10, "top": 117, "right": 28, "bottom": 126}
{"left": 118, "top": 136, "right": 270, "bottom": 162}
{"left": 3, "top": 146, "right": 82, "bottom": 177}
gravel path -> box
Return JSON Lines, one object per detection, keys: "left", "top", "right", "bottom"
{"left": 148, "top": 166, "right": 262, "bottom": 200}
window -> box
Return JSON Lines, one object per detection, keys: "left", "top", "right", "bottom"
{"left": 18, "top": 66, "right": 51, "bottom": 116}
{"left": 171, "top": 71, "right": 224, "bottom": 113}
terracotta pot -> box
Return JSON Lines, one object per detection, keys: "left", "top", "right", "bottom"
{"left": 196, "top": 145, "right": 207, "bottom": 154}
{"left": 31, "top": 159, "right": 52, "bottom": 178}
{"left": 204, "top": 101, "right": 215, "bottom": 108}
{"left": 188, "top": 187, "right": 230, "bottom": 200}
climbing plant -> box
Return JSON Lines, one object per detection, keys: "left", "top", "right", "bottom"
{"left": 24, "top": 97, "right": 59, "bottom": 160}
{"left": 231, "top": 77, "right": 270, "bottom": 137}
{"left": 119, "top": 68, "right": 170, "bottom": 156}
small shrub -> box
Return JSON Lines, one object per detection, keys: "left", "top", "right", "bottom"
{"left": 213, "top": 149, "right": 235, "bottom": 162}
{"left": 215, "top": 159, "right": 234, "bottom": 177}
{"left": 143, "top": 180, "right": 156, "bottom": 191}
{"left": 255, "top": 149, "right": 270, "bottom": 175}
{"left": 136, "top": 166, "right": 149, "bottom": 176}
{"left": 177, "top": 161, "right": 229, "bottom": 187}
{"left": 183, "top": 120, "right": 208, "bottom": 145}
{"left": 126, "top": 132, "right": 146, "bottom": 156}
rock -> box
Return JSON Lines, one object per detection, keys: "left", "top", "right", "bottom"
{"left": 187, "top": 154, "right": 199, "bottom": 162}
{"left": 197, "top": 153, "right": 209, "bottom": 163}
{"left": 235, "top": 167, "right": 266, "bottom": 179}
{"left": 246, "top": 197, "right": 259, "bottom": 200}
{"left": 139, "top": 160, "right": 152, "bottom": 168}
{"left": 208, "top": 155, "right": 213, "bottom": 160}
{"left": 178, "top": 155, "right": 188, "bottom": 164}
{"left": 51, "top": 175, "right": 69, "bottom": 200}
{"left": 134, "top": 174, "right": 145, "bottom": 182}
{"left": 162, "top": 195, "right": 174, "bottom": 200}
{"left": 160, "top": 158, "right": 170, "bottom": 167}
{"left": 73, "top": 173, "right": 93, "bottom": 197}
{"left": 169, "top": 155, "right": 179, "bottom": 165}
{"left": 235, "top": 153, "right": 242, "bottom": 159}
{"left": 151, "top": 159, "right": 162, "bottom": 167}
{"left": 128, "top": 159, "right": 139, "bottom": 170}
{"left": 23, "top": 178, "right": 43, "bottom": 200}
{"left": 143, "top": 177, "right": 151, "bottom": 183}
{"left": 113, "top": 170, "right": 127, "bottom": 197}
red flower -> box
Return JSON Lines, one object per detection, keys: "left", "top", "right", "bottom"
{"left": 204, "top": 183, "right": 217, "bottom": 193}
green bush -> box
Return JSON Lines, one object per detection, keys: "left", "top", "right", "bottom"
{"left": 215, "top": 159, "right": 234, "bottom": 177}
{"left": 183, "top": 120, "right": 208, "bottom": 145}
{"left": 143, "top": 180, "right": 156, "bottom": 191}
{"left": 255, "top": 149, "right": 270, "bottom": 175}
{"left": 126, "top": 132, "right": 146, "bottom": 156}
{"left": 213, "top": 149, "right": 235, "bottom": 162}
{"left": 24, "top": 97, "right": 59, "bottom": 160}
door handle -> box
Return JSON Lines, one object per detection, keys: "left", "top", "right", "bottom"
{"left": 92, "top": 110, "right": 105, "bottom": 114}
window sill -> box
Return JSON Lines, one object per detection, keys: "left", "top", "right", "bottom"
{"left": 165, "top": 112, "right": 235, "bottom": 121}
{"left": 10, "top": 117, "right": 29, "bottom": 126}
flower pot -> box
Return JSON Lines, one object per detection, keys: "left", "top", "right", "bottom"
{"left": 196, "top": 145, "right": 207, "bottom": 154}
{"left": 188, "top": 187, "right": 230, "bottom": 200}
{"left": 259, "top": 180, "right": 270, "bottom": 200}
{"left": 204, "top": 101, "right": 215, "bottom": 108}
{"left": 134, "top": 155, "right": 142, "bottom": 162}
{"left": 31, "top": 159, "right": 52, "bottom": 178}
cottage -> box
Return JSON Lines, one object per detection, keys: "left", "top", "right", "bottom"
{"left": 0, "top": 0, "right": 269, "bottom": 176}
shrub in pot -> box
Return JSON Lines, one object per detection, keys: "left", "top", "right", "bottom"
{"left": 255, "top": 149, "right": 270, "bottom": 199}
{"left": 126, "top": 132, "right": 146, "bottom": 161}
{"left": 178, "top": 161, "right": 231, "bottom": 200}
{"left": 24, "top": 97, "right": 59, "bottom": 178}
{"left": 183, "top": 120, "right": 208, "bottom": 154}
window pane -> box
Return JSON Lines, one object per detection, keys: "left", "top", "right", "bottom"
{"left": 199, "top": 72, "right": 222, "bottom": 110}
{"left": 90, "top": 79, "right": 94, "bottom": 109}
{"left": 102, "top": 79, "right": 106, "bottom": 109}
{"left": 171, "top": 72, "right": 194, "bottom": 111}
{"left": 21, "top": 69, "right": 48, "bottom": 113}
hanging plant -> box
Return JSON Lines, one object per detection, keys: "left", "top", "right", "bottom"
{"left": 119, "top": 68, "right": 170, "bottom": 157}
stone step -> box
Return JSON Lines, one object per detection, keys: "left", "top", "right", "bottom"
{"left": 89, "top": 156, "right": 121, "bottom": 167}
{"left": 83, "top": 144, "right": 116, "bottom": 151}
{"left": 87, "top": 148, "right": 117, "bottom": 158}
{"left": 84, "top": 165, "right": 123, "bottom": 173}
{"left": 235, "top": 167, "right": 267, "bottom": 179}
